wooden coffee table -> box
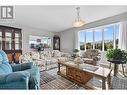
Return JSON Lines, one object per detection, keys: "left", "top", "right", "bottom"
{"left": 57, "top": 61, "right": 112, "bottom": 90}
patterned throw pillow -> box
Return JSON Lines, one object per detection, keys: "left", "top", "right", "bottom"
{"left": 53, "top": 50, "right": 61, "bottom": 57}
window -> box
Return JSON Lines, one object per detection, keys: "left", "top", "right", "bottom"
{"left": 86, "top": 31, "right": 93, "bottom": 49}
{"left": 94, "top": 29, "right": 102, "bottom": 50}
{"left": 79, "top": 23, "right": 120, "bottom": 51}
{"left": 79, "top": 31, "right": 85, "bottom": 50}
{"left": 104, "top": 26, "right": 113, "bottom": 51}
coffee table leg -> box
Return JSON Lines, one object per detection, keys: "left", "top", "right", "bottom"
{"left": 102, "top": 78, "right": 106, "bottom": 90}
{"left": 57, "top": 63, "right": 60, "bottom": 74}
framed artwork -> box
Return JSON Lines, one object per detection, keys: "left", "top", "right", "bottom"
{"left": 53, "top": 36, "right": 60, "bottom": 50}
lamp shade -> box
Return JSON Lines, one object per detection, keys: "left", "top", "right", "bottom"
{"left": 72, "top": 19, "right": 85, "bottom": 27}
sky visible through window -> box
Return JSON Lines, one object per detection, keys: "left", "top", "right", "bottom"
{"left": 79, "top": 24, "right": 119, "bottom": 43}
{"left": 95, "top": 29, "right": 102, "bottom": 42}
{"left": 86, "top": 30, "right": 93, "bottom": 42}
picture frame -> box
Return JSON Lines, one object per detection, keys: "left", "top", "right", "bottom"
{"left": 53, "top": 36, "right": 60, "bottom": 50}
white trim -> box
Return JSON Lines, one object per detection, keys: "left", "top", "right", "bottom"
{"left": 84, "top": 31, "right": 86, "bottom": 51}
{"left": 102, "top": 28, "right": 104, "bottom": 51}
{"left": 79, "top": 22, "right": 120, "bottom": 32}
{"left": 113, "top": 25, "right": 116, "bottom": 49}
{"left": 93, "top": 30, "right": 95, "bottom": 49}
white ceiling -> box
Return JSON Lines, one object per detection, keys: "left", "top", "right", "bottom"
{"left": 15, "top": 5, "right": 127, "bottom": 32}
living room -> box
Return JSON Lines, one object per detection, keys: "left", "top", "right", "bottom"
{"left": 0, "top": 3, "right": 127, "bottom": 92}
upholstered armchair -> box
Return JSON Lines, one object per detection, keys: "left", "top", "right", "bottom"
{"left": 0, "top": 50, "right": 40, "bottom": 89}
{"left": 81, "top": 49, "right": 101, "bottom": 65}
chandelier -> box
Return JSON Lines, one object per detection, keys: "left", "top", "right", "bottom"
{"left": 72, "top": 7, "right": 85, "bottom": 27}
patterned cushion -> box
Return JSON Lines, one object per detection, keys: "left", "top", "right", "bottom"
{"left": 20, "top": 50, "right": 70, "bottom": 70}
{"left": 82, "top": 49, "right": 101, "bottom": 65}
{"left": 52, "top": 50, "right": 61, "bottom": 57}
{"left": 58, "top": 57, "right": 68, "bottom": 62}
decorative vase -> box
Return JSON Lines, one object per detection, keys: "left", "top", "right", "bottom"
{"left": 74, "top": 57, "right": 84, "bottom": 65}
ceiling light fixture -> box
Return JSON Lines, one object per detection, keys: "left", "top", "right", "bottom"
{"left": 72, "top": 7, "right": 85, "bottom": 27}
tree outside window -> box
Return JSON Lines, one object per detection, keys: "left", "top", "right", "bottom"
{"left": 79, "top": 31, "right": 85, "bottom": 50}
{"left": 104, "top": 26, "right": 113, "bottom": 51}
{"left": 86, "top": 31, "right": 93, "bottom": 49}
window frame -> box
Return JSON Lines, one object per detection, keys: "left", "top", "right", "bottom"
{"left": 79, "top": 22, "right": 120, "bottom": 51}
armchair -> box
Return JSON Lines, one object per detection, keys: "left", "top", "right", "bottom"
{"left": 0, "top": 50, "right": 40, "bottom": 89}
{"left": 81, "top": 49, "right": 101, "bottom": 65}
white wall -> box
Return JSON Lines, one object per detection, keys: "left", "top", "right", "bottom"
{"left": 57, "top": 28, "right": 78, "bottom": 53}
{"left": 0, "top": 23, "right": 55, "bottom": 54}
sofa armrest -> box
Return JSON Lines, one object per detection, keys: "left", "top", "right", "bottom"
{"left": 0, "top": 71, "right": 30, "bottom": 84}
{"left": 93, "top": 56, "right": 101, "bottom": 61}
{"left": 11, "top": 62, "right": 33, "bottom": 72}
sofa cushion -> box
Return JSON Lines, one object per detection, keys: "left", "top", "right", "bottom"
{"left": 53, "top": 50, "right": 61, "bottom": 57}
{"left": 0, "top": 63, "right": 12, "bottom": 74}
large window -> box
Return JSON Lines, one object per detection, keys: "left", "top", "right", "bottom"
{"left": 94, "top": 29, "right": 102, "bottom": 50}
{"left": 79, "top": 23, "right": 119, "bottom": 51}
{"left": 86, "top": 31, "right": 93, "bottom": 49}
{"left": 79, "top": 31, "right": 85, "bottom": 50}
{"left": 104, "top": 26, "right": 113, "bottom": 51}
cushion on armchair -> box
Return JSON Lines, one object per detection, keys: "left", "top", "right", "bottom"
{"left": 82, "top": 49, "right": 101, "bottom": 65}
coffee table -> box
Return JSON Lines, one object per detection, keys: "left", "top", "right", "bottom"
{"left": 57, "top": 61, "right": 112, "bottom": 89}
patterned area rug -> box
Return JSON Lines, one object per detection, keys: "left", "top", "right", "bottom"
{"left": 40, "top": 71, "right": 84, "bottom": 89}
{"left": 112, "top": 76, "right": 127, "bottom": 89}
{"left": 40, "top": 68, "right": 127, "bottom": 90}
{"left": 40, "top": 68, "right": 103, "bottom": 89}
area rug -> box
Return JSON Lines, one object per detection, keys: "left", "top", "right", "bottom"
{"left": 40, "top": 68, "right": 127, "bottom": 90}
{"left": 40, "top": 71, "right": 84, "bottom": 89}
{"left": 112, "top": 76, "right": 127, "bottom": 89}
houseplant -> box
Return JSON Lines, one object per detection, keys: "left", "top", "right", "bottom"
{"left": 72, "top": 49, "right": 79, "bottom": 58}
{"left": 106, "top": 49, "right": 127, "bottom": 61}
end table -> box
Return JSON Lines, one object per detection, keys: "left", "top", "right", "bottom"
{"left": 108, "top": 60, "right": 126, "bottom": 76}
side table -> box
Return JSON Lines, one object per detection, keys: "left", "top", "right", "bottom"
{"left": 108, "top": 60, "right": 126, "bottom": 76}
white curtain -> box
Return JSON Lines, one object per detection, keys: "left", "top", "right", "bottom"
{"left": 75, "top": 31, "right": 80, "bottom": 50}
{"left": 118, "top": 21, "right": 127, "bottom": 72}
{"left": 118, "top": 21, "right": 127, "bottom": 50}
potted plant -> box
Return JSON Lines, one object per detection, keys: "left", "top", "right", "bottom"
{"left": 106, "top": 49, "right": 127, "bottom": 61}
{"left": 72, "top": 49, "right": 79, "bottom": 58}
